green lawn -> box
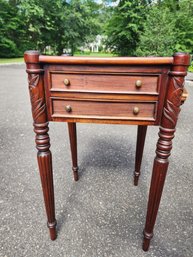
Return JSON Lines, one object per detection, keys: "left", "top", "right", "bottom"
{"left": 0, "top": 53, "right": 115, "bottom": 64}
{"left": 74, "top": 52, "right": 115, "bottom": 57}
{"left": 189, "top": 64, "right": 193, "bottom": 72}
{"left": 0, "top": 57, "right": 24, "bottom": 64}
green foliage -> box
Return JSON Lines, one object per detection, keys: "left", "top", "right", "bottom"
{"left": 56, "top": 0, "right": 101, "bottom": 55}
{"left": 104, "top": 0, "right": 193, "bottom": 56}
{"left": 0, "top": 0, "right": 193, "bottom": 58}
{"left": 0, "top": 0, "right": 101, "bottom": 57}
{"left": 174, "top": 0, "right": 193, "bottom": 53}
{"left": 19, "top": 0, "right": 67, "bottom": 53}
{"left": 136, "top": 7, "right": 177, "bottom": 56}
{"left": 136, "top": 0, "right": 193, "bottom": 56}
{"left": 0, "top": 0, "right": 24, "bottom": 57}
{"left": 105, "top": 0, "right": 147, "bottom": 56}
{"left": 188, "top": 62, "right": 193, "bottom": 72}
{"left": 18, "top": 0, "right": 101, "bottom": 55}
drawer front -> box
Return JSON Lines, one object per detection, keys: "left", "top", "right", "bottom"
{"left": 51, "top": 99, "right": 157, "bottom": 121}
{"left": 50, "top": 73, "right": 159, "bottom": 94}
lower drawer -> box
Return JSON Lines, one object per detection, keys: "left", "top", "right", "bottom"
{"left": 51, "top": 99, "right": 157, "bottom": 121}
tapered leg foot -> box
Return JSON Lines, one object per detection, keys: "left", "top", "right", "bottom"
{"left": 68, "top": 123, "right": 79, "bottom": 181}
{"left": 48, "top": 221, "right": 57, "bottom": 240}
{"left": 142, "top": 238, "right": 150, "bottom": 251}
{"left": 72, "top": 166, "right": 79, "bottom": 181}
{"left": 134, "top": 125, "right": 147, "bottom": 186}
{"left": 142, "top": 126, "right": 175, "bottom": 251}
{"left": 142, "top": 231, "right": 153, "bottom": 251}
{"left": 134, "top": 174, "right": 139, "bottom": 186}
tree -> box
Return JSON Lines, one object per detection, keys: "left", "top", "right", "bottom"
{"left": 136, "top": 7, "right": 177, "bottom": 56}
{"left": 19, "top": 0, "right": 65, "bottom": 52}
{"left": 18, "top": 0, "right": 101, "bottom": 55}
{"left": 174, "top": 0, "right": 193, "bottom": 53}
{"left": 0, "top": 0, "right": 25, "bottom": 57}
{"left": 0, "top": 0, "right": 102, "bottom": 57}
{"left": 54, "top": 0, "right": 101, "bottom": 55}
{"left": 104, "top": 0, "right": 148, "bottom": 56}
{"left": 1, "top": 0, "right": 192, "bottom": 58}
{"left": 136, "top": 0, "right": 193, "bottom": 56}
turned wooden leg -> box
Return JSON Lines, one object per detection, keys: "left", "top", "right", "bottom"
{"left": 142, "top": 127, "right": 173, "bottom": 251}
{"left": 143, "top": 161, "right": 168, "bottom": 250}
{"left": 142, "top": 52, "right": 190, "bottom": 251}
{"left": 134, "top": 125, "right": 147, "bottom": 186}
{"left": 35, "top": 123, "right": 57, "bottom": 240}
{"left": 68, "top": 122, "right": 79, "bottom": 181}
{"left": 25, "top": 51, "right": 57, "bottom": 240}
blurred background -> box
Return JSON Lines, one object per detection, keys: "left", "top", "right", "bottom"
{"left": 0, "top": 0, "right": 193, "bottom": 68}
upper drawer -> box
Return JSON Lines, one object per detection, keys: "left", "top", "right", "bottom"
{"left": 49, "top": 72, "right": 159, "bottom": 94}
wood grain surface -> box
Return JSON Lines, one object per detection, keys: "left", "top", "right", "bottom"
{"left": 50, "top": 72, "right": 158, "bottom": 94}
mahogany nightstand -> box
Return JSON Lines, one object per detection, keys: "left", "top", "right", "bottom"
{"left": 24, "top": 51, "right": 190, "bottom": 251}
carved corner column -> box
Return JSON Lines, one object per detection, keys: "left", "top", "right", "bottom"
{"left": 143, "top": 53, "right": 190, "bottom": 251}
{"left": 24, "top": 51, "right": 57, "bottom": 240}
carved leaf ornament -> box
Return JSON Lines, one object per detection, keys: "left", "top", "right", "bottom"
{"left": 28, "top": 74, "right": 46, "bottom": 122}
{"left": 163, "top": 76, "right": 184, "bottom": 126}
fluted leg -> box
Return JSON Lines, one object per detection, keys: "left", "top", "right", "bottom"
{"left": 143, "top": 156, "right": 169, "bottom": 250}
{"left": 142, "top": 52, "right": 190, "bottom": 251}
{"left": 25, "top": 51, "right": 57, "bottom": 240}
{"left": 68, "top": 122, "right": 79, "bottom": 181}
{"left": 143, "top": 126, "right": 175, "bottom": 251}
{"left": 35, "top": 123, "right": 57, "bottom": 240}
{"left": 134, "top": 125, "right": 147, "bottom": 186}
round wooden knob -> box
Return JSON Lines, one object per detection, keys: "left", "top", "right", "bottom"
{"left": 133, "top": 106, "right": 140, "bottom": 115}
{"left": 135, "top": 80, "right": 142, "bottom": 88}
{"left": 64, "top": 78, "right": 70, "bottom": 86}
{"left": 65, "top": 105, "right": 72, "bottom": 112}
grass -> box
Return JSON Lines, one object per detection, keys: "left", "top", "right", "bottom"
{"left": 188, "top": 63, "right": 193, "bottom": 72}
{"left": 0, "top": 57, "right": 24, "bottom": 64}
{"left": 74, "top": 52, "right": 116, "bottom": 57}
{"left": 0, "top": 53, "right": 115, "bottom": 64}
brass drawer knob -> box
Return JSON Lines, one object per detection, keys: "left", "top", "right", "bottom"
{"left": 135, "top": 80, "right": 142, "bottom": 88}
{"left": 133, "top": 106, "right": 140, "bottom": 115}
{"left": 65, "top": 105, "right": 72, "bottom": 112}
{"left": 64, "top": 78, "right": 70, "bottom": 86}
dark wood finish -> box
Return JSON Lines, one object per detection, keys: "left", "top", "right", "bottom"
{"left": 50, "top": 91, "right": 159, "bottom": 101}
{"left": 24, "top": 51, "right": 190, "bottom": 251}
{"left": 142, "top": 52, "right": 190, "bottom": 251}
{"left": 24, "top": 51, "right": 57, "bottom": 240}
{"left": 68, "top": 122, "right": 79, "bottom": 181}
{"left": 45, "top": 63, "right": 170, "bottom": 74}
{"left": 44, "top": 64, "right": 168, "bottom": 126}
{"left": 51, "top": 99, "right": 157, "bottom": 121}
{"left": 52, "top": 117, "right": 157, "bottom": 126}
{"left": 39, "top": 55, "right": 173, "bottom": 65}
{"left": 50, "top": 72, "right": 158, "bottom": 94}
{"left": 134, "top": 125, "right": 147, "bottom": 186}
